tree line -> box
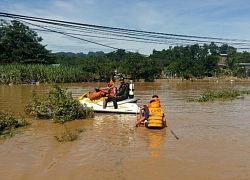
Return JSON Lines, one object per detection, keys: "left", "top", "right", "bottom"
{"left": 0, "top": 19, "right": 249, "bottom": 84}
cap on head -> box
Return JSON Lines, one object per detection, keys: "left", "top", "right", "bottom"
{"left": 119, "top": 77, "right": 124, "bottom": 81}
{"left": 152, "top": 95, "right": 160, "bottom": 103}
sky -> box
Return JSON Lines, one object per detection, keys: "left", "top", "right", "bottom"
{"left": 1, "top": 0, "right": 250, "bottom": 55}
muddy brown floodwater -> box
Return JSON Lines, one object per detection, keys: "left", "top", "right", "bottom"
{"left": 0, "top": 81, "right": 249, "bottom": 180}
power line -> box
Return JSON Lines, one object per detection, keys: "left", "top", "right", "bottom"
{"left": 1, "top": 11, "right": 250, "bottom": 42}
{"left": 1, "top": 11, "right": 250, "bottom": 52}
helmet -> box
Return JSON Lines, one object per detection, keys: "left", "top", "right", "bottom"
{"left": 119, "top": 77, "right": 124, "bottom": 81}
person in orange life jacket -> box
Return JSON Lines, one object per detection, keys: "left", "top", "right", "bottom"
{"left": 146, "top": 99, "right": 167, "bottom": 128}
{"left": 99, "top": 78, "right": 117, "bottom": 109}
{"left": 112, "top": 76, "right": 129, "bottom": 109}
{"left": 147, "top": 94, "right": 161, "bottom": 107}
{"left": 138, "top": 95, "right": 161, "bottom": 119}
{"left": 135, "top": 99, "right": 167, "bottom": 128}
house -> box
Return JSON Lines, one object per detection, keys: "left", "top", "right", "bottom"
{"left": 218, "top": 54, "right": 227, "bottom": 68}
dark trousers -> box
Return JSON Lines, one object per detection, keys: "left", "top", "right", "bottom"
{"left": 112, "top": 96, "right": 127, "bottom": 109}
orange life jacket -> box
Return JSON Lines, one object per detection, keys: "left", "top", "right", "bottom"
{"left": 89, "top": 90, "right": 106, "bottom": 100}
{"left": 108, "top": 87, "right": 117, "bottom": 97}
{"left": 147, "top": 100, "right": 161, "bottom": 108}
{"left": 107, "top": 80, "right": 117, "bottom": 97}
{"left": 147, "top": 103, "right": 164, "bottom": 128}
{"left": 152, "top": 97, "right": 160, "bottom": 103}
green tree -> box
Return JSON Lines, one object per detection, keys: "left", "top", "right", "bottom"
{"left": 82, "top": 56, "right": 114, "bottom": 80}
{"left": 119, "top": 52, "right": 159, "bottom": 81}
{"left": 150, "top": 48, "right": 173, "bottom": 68}
{"left": 105, "top": 49, "right": 126, "bottom": 62}
{"left": 201, "top": 55, "right": 219, "bottom": 77}
{"left": 237, "top": 51, "right": 250, "bottom": 63}
{"left": 219, "top": 44, "right": 236, "bottom": 55}
{"left": 119, "top": 52, "right": 143, "bottom": 81}
{"left": 209, "top": 42, "right": 219, "bottom": 55}
{"left": 226, "top": 48, "right": 238, "bottom": 76}
{"left": 0, "top": 20, "right": 52, "bottom": 64}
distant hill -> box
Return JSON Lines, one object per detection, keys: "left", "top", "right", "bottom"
{"left": 56, "top": 51, "right": 105, "bottom": 58}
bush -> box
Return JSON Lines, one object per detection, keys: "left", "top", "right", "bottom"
{"left": 25, "top": 84, "right": 95, "bottom": 123}
{"left": 0, "top": 111, "right": 29, "bottom": 138}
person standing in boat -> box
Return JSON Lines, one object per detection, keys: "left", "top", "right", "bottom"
{"left": 99, "top": 78, "right": 117, "bottom": 109}
{"left": 112, "top": 76, "right": 129, "bottom": 109}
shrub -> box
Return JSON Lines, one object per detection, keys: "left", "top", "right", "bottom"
{"left": 25, "top": 84, "right": 95, "bottom": 123}
{"left": 0, "top": 111, "right": 29, "bottom": 138}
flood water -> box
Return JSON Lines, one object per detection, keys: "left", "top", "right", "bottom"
{"left": 0, "top": 81, "right": 249, "bottom": 180}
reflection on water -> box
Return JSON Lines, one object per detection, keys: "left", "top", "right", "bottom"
{"left": 0, "top": 81, "right": 250, "bottom": 180}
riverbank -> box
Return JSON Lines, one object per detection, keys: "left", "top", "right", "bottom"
{"left": 154, "top": 76, "right": 250, "bottom": 83}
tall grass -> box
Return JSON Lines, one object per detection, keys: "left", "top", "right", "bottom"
{"left": 0, "top": 64, "right": 97, "bottom": 84}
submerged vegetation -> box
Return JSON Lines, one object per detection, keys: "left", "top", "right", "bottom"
{"left": 54, "top": 126, "right": 86, "bottom": 142}
{"left": 188, "top": 90, "right": 250, "bottom": 102}
{"left": 0, "top": 111, "right": 30, "bottom": 139}
{"left": 24, "top": 84, "right": 94, "bottom": 123}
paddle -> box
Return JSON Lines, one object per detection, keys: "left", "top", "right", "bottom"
{"left": 165, "top": 122, "right": 179, "bottom": 140}
{"left": 170, "top": 129, "right": 179, "bottom": 140}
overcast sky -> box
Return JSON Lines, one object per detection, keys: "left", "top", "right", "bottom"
{"left": 1, "top": 0, "right": 250, "bottom": 55}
